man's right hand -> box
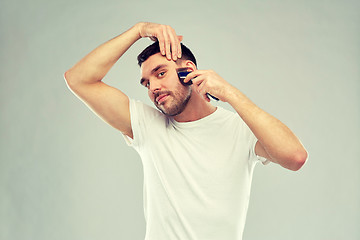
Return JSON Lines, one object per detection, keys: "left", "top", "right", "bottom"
{"left": 136, "top": 22, "right": 183, "bottom": 61}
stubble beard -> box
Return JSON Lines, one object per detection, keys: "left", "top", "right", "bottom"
{"left": 155, "top": 87, "right": 192, "bottom": 117}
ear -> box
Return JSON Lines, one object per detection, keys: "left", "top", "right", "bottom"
{"left": 184, "top": 60, "right": 197, "bottom": 71}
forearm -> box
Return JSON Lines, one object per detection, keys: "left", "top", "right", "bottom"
{"left": 64, "top": 23, "right": 142, "bottom": 85}
{"left": 226, "top": 88, "right": 307, "bottom": 167}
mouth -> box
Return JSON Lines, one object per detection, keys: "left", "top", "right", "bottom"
{"left": 156, "top": 93, "right": 170, "bottom": 104}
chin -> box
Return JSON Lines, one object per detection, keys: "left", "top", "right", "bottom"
{"left": 157, "top": 95, "right": 191, "bottom": 117}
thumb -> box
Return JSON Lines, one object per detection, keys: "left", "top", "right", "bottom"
{"left": 149, "top": 36, "right": 158, "bottom": 41}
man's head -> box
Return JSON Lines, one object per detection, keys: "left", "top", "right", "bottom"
{"left": 137, "top": 42, "right": 197, "bottom": 116}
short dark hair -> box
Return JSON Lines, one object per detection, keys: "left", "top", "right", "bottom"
{"left": 137, "top": 41, "right": 197, "bottom": 67}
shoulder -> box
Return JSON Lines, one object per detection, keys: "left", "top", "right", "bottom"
{"left": 129, "top": 99, "right": 168, "bottom": 127}
{"left": 130, "top": 99, "right": 163, "bottom": 117}
{"left": 215, "top": 106, "right": 240, "bottom": 122}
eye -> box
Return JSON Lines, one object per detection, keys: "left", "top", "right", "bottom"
{"left": 158, "top": 71, "right": 166, "bottom": 77}
{"left": 141, "top": 80, "right": 150, "bottom": 89}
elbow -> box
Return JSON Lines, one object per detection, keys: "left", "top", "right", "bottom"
{"left": 288, "top": 149, "right": 308, "bottom": 171}
{"left": 64, "top": 71, "right": 71, "bottom": 84}
{"left": 64, "top": 70, "right": 72, "bottom": 85}
{"left": 64, "top": 70, "right": 101, "bottom": 87}
{"left": 64, "top": 70, "right": 77, "bottom": 89}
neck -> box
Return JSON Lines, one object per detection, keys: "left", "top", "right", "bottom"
{"left": 173, "top": 92, "right": 217, "bottom": 122}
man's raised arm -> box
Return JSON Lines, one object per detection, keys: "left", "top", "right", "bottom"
{"left": 64, "top": 22, "right": 182, "bottom": 138}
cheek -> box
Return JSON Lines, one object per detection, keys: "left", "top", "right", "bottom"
{"left": 148, "top": 90, "right": 154, "bottom": 100}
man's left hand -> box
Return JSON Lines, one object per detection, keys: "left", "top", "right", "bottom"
{"left": 183, "top": 70, "right": 236, "bottom": 102}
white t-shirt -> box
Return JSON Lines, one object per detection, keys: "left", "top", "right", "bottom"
{"left": 123, "top": 99, "right": 269, "bottom": 240}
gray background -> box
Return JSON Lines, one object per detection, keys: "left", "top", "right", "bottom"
{"left": 1, "top": 0, "right": 359, "bottom": 239}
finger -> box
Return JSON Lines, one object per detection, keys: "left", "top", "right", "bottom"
{"left": 156, "top": 33, "right": 166, "bottom": 56}
{"left": 162, "top": 27, "right": 171, "bottom": 60}
{"left": 169, "top": 34, "right": 178, "bottom": 61}
{"left": 182, "top": 72, "right": 193, "bottom": 84}
{"left": 197, "top": 80, "right": 211, "bottom": 102}
{"left": 177, "top": 36, "right": 183, "bottom": 58}
{"left": 168, "top": 27, "right": 178, "bottom": 61}
{"left": 183, "top": 70, "right": 204, "bottom": 83}
{"left": 197, "top": 79, "right": 207, "bottom": 93}
{"left": 183, "top": 72, "right": 197, "bottom": 84}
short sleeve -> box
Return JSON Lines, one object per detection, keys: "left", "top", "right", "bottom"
{"left": 249, "top": 134, "right": 271, "bottom": 165}
{"left": 121, "top": 99, "right": 151, "bottom": 149}
{"left": 121, "top": 99, "right": 139, "bottom": 148}
{"left": 121, "top": 99, "right": 164, "bottom": 150}
{"left": 242, "top": 121, "right": 270, "bottom": 166}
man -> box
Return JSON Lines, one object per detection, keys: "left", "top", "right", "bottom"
{"left": 64, "top": 22, "right": 308, "bottom": 240}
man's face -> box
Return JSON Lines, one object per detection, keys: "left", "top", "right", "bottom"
{"left": 140, "top": 53, "right": 192, "bottom": 116}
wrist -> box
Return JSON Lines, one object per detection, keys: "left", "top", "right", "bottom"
{"left": 223, "top": 85, "right": 241, "bottom": 103}
{"left": 133, "top": 22, "right": 145, "bottom": 39}
{"left": 225, "top": 87, "right": 253, "bottom": 106}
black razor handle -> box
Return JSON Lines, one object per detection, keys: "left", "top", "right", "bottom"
{"left": 177, "top": 71, "right": 219, "bottom": 101}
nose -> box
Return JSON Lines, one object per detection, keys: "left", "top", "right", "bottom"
{"left": 149, "top": 79, "right": 162, "bottom": 93}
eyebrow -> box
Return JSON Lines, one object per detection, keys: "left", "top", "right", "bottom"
{"left": 140, "top": 64, "right": 168, "bottom": 85}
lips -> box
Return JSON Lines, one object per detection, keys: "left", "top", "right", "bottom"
{"left": 156, "top": 94, "right": 170, "bottom": 104}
